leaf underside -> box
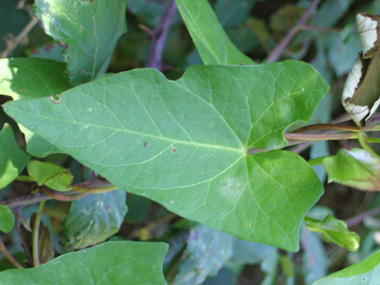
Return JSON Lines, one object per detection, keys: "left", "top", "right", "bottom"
{"left": 4, "top": 62, "right": 328, "bottom": 251}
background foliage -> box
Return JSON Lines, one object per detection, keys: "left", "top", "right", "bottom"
{"left": 1, "top": 0, "right": 380, "bottom": 284}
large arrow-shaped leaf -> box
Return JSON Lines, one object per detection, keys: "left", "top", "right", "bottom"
{"left": 4, "top": 62, "right": 328, "bottom": 251}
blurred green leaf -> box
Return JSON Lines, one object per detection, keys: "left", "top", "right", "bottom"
{"left": 301, "top": 224, "right": 328, "bottom": 284}
{"left": 127, "top": 0, "right": 169, "bottom": 27}
{"left": 34, "top": 0, "right": 127, "bottom": 85}
{"left": 175, "top": 0, "right": 255, "bottom": 65}
{"left": 313, "top": 249, "right": 380, "bottom": 284}
{"left": 0, "top": 124, "right": 30, "bottom": 189}
{"left": 63, "top": 190, "right": 127, "bottom": 249}
{"left": 0, "top": 205, "right": 14, "bottom": 233}
{"left": 215, "top": 0, "right": 255, "bottom": 28}
{"left": 124, "top": 194, "right": 152, "bottom": 224}
{"left": 27, "top": 160, "right": 72, "bottom": 192}
{"left": 0, "top": 241, "right": 168, "bottom": 284}
{"left": 322, "top": 148, "right": 380, "bottom": 191}
{"left": 173, "top": 225, "right": 234, "bottom": 284}
{"left": 305, "top": 214, "right": 360, "bottom": 252}
{"left": 312, "top": 0, "right": 355, "bottom": 28}
{"left": 21, "top": 213, "right": 54, "bottom": 266}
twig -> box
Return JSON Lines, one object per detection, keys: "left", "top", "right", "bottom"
{"left": 32, "top": 201, "right": 45, "bottom": 267}
{"left": 267, "top": 0, "right": 322, "bottom": 62}
{"left": 345, "top": 206, "right": 380, "bottom": 228}
{"left": 14, "top": 212, "right": 33, "bottom": 263}
{"left": 0, "top": 193, "right": 51, "bottom": 210}
{"left": 0, "top": 237, "right": 23, "bottom": 269}
{"left": 145, "top": 0, "right": 177, "bottom": 70}
{"left": 1, "top": 17, "right": 39, "bottom": 58}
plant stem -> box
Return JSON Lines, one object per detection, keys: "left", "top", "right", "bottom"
{"left": 345, "top": 206, "right": 380, "bottom": 227}
{"left": 41, "top": 188, "right": 87, "bottom": 201}
{"left": 358, "top": 132, "right": 380, "bottom": 159}
{"left": 291, "top": 123, "right": 360, "bottom": 133}
{"left": 267, "top": 0, "right": 322, "bottom": 62}
{"left": 14, "top": 213, "right": 33, "bottom": 262}
{"left": 32, "top": 200, "right": 45, "bottom": 267}
{"left": 146, "top": 0, "right": 177, "bottom": 70}
{"left": 0, "top": 237, "right": 23, "bottom": 269}
{"left": 284, "top": 132, "right": 358, "bottom": 141}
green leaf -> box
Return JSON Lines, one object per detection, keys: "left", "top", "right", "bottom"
{"left": 4, "top": 62, "right": 328, "bottom": 251}
{"left": 173, "top": 225, "right": 234, "bottom": 284}
{"left": 63, "top": 190, "right": 127, "bottom": 249}
{"left": 313, "top": 249, "right": 380, "bottom": 285}
{"left": 0, "top": 205, "right": 15, "bottom": 233}
{"left": 0, "top": 241, "right": 168, "bottom": 284}
{"left": 27, "top": 160, "right": 73, "bottom": 192}
{"left": 20, "top": 213, "right": 54, "bottom": 266}
{"left": 214, "top": 0, "right": 255, "bottom": 28}
{"left": 0, "top": 58, "right": 70, "bottom": 100}
{"left": 0, "top": 57, "right": 69, "bottom": 157}
{"left": 0, "top": 124, "right": 30, "bottom": 189}
{"left": 174, "top": 0, "right": 255, "bottom": 65}
{"left": 322, "top": 148, "right": 380, "bottom": 191}
{"left": 34, "top": 0, "right": 127, "bottom": 86}
{"left": 127, "top": 0, "right": 169, "bottom": 27}
{"left": 305, "top": 215, "right": 360, "bottom": 252}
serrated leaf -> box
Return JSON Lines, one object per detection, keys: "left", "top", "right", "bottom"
{"left": 0, "top": 205, "right": 14, "bottom": 233}
{"left": 27, "top": 160, "right": 73, "bottom": 192}
{"left": 0, "top": 124, "right": 30, "bottom": 189}
{"left": 4, "top": 62, "right": 328, "bottom": 251}
{"left": 305, "top": 215, "right": 360, "bottom": 252}
{"left": 174, "top": 0, "right": 255, "bottom": 65}
{"left": 63, "top": 190, "right": 127, "bottom": 249}
{"left": 322, "top": 148, "right": 380, "bottom": 191}
{"left": 313, "top": 249, "right": 380, "bottom": 285}
{"left": 173, "top": 225, "right": 234, "bottom": 284}
{"left": 34, "top": 0, "right": 127, "bottom": 86}
{"left": 0, "top": 241, "right": 168, "bottom": 284}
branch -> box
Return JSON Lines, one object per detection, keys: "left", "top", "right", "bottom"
{"left": 145, "top": 0, "right": 177, "bottom": 70}
{"left": 1, "top": 17, "right": 39, "bottom": 58}
{"left": 345, "top": 206, "right": 380, "bottom": 228}
{"left": 267, "top": 0, "right": 322, "bottom": 63}
{"left": 0, "top": 237, "right": 23, "bottom": 269}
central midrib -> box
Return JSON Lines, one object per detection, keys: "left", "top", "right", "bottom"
{"left": 6, "top": 105, "right": 246, "bottom": 154}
